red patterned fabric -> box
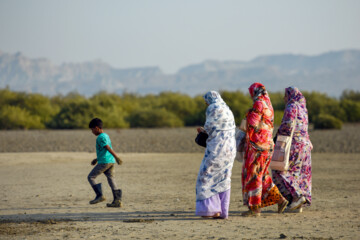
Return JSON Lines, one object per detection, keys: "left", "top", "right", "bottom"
{"left": 242, "top": 83, "right": 282, "bottom": 209}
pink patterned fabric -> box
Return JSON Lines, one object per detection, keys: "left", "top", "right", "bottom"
{"left": 272, "top": 87, "right": 312, "bottom": 206}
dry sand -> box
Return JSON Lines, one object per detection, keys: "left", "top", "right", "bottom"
{"left": 0, "top": 152, "right": 359, "bottom": 239}
{"left": 0, "top": 124, "right": 359, "bottom": 153}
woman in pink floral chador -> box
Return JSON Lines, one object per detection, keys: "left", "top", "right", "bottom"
{"left": 272, "top": 87, "right": 313, "bottom": 211}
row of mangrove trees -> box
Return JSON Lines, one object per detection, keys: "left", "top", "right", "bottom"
{"left": 0, "top": 88, "right": 359, "bottom": 130}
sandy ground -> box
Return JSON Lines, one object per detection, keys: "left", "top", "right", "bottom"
{"left": 0, "top": 152, "right": 359, "bottom": 239}
{"left": 0, "top": 124, "right": 359, "bottom": 153}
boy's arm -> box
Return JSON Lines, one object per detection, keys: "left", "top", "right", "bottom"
{"left": 105, "top": 145, "right": 123, "bottom": 165}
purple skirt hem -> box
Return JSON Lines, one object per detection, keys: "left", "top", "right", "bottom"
{"left": 195, "top": 189, "right": 231, "bottom": 219}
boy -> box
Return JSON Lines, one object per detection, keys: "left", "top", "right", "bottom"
{"left": 88, "top": 118, "right": 123, "bottom": 207}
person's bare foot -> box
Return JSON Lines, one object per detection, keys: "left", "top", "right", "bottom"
{"left": 201, "top": 212, "right": 221, "bottom": 218}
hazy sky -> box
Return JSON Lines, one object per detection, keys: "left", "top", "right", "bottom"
{"left": 0, "top": 0, "right": 359, "bottom": 73}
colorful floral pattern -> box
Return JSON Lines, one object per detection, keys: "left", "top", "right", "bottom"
{"left": 242, "top": 83, "right": 283, "bottom": 210}
{"left": 272, "top": 87, "right": 312, "bottom": 205}
{"left": 196, "top": 91, "right": 236, "bottom": 201}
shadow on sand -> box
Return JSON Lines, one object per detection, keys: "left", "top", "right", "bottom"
{"left": 0, "top": 209, "right": 284, "bottom": 224}
{"left": 0, "top": 210, "right": 206, "bottom": 223}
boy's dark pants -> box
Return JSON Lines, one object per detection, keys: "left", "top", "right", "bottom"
{"left": 88, "top": 164, "right": 118, "bottom": 190}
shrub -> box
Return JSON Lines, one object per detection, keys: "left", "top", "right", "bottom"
{"left": 0, "top": 88, "right": 358, "bottom": 129}
{"left": 48, "top": 100, "right": 95, "bottom": 129}
{"left": 184, "top": 95, "right": 207, "bottom": 126}
{"left": 303, "top": 91, "right": 346, "bottom": 122}
{"left": 220, "top": 91, "right": 252, "bottom": 125}
{"left": 128, "top": 108, "right": 184, "bottom": 128}
{"left": 99, "top": 107, "right": 129, "bottom": 128}
{"left": 89, "top": 92, "right": 129, "bottom": 128}
{"left": 269, "top": 92, "right": 285, "bottom": 111}
{"left": 0, "top": 88, "right": 20, "bottom": 106}
{"left": 340, "top": 99, "right": 360, "bottom": 122}
{"left": 341, "top": 90, "right": 360, "bottom": 102}
{"left": 158, "top": 92, "right": 198, "bottom": 120}
{"left": 0, "top": 89, "right": 59, "bottom": 125}
{"left": 22, "top": 93, "right": 59, "bottom": 124}
{"left": 185, "top": 109, "right": 206, "bottom": 126}
{"left": 48, "top": 100, "right": 129, "bottom": 129}
{"left": 313, "top": 114, "right": 343, "bottom": 129}
{"left": 0, "top": 105, "right": 44, "bottom": 129}
{"left": 119, "top": 93, "right": 142, "bottom": 113}
{"left": 90, "top": 91, "right": 122, "bottom": 108}
{"left": 273, "top": 110, "right": 284, "bottom": 126}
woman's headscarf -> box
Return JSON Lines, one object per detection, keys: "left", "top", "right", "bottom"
{"left": 248, "top": 83, "right": 273, "bottom": 113}
{"left": 248, "top": 82, "right": 271, "bottom": 103}
{"left": 204, "top": 91, "right": 224, "bottom": 105}
{"left": 285, "top": 86, "right": 306, "bottom": 105}
{"left": 203, "top": 91, "right": 235, "bottom": 132}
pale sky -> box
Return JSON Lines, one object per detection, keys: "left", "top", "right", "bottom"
{"left": 0, "top": 0, "right": 359, "bottom": 73}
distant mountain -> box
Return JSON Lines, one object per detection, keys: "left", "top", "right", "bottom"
{"left": 0, "top": 49, "right": 359, "bottom": 97}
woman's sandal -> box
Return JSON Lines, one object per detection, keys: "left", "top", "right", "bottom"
{"left": 241, "top": 210, "right": 261, "bottom": 217}
{"left": 286, "top": 207, "right": 303, "bottom": 213}
{"left": 288, "top": 196, "right": 306, "bottom": 211}
{"left": 278, "top": 199, "right": 289, "bottom": 213}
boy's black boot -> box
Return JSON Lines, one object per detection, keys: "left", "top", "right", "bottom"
{"left": 106, "top": 189, "right": 122, "bottom": 207}
{"left": 89, "top": 183, "right": 106, "bottom": 204}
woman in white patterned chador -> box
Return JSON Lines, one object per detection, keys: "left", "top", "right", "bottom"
{"left": 195, "top": 91, "right": 236, "bottom": 219}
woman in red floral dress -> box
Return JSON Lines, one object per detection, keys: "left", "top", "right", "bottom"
{"left": 241, "top": 83, "right": 288, "bottom": 216}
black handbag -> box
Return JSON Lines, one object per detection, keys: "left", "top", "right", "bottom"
{"left": 273, "top": 134, "right": 277, "bottom": 144}
{"left": 195, "top": 132, "right": 208, "bottom": 147}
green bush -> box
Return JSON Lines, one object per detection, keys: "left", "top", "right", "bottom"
{"left": 220, "top": 90, "right": 252, "bottom": 125}
{"left": 48, "top": 99, "right": 129, "bottom": 129}
{"left": 341, "top": 90, "right": 360, "bottom": 102}
{"left": 0, "top": 88, "right": 359, "bottom": 129}
{"left": 119, "top": 93, "right": 142, "bottom": 113}
{"left": 23, "top": 93, "right": 59, "bottom": 125}
{"left": 0, "top": 88, "right": 20, "bottom": 106}
{"left": 89, "top": 92, "right": 129, "bottom": 128}
{"left": 158, "top": 92, "right": 198, "bottom": 120}
{"left": 303, "top": 91, "right": 347, "bottom": 122}
{"left": 99, "top": 107, "right": 129, "bottom": 129}
{"left": 128, "top": 108, "right": 184, "bottom": 128}
{"left": 269, "top": 92, "right": 285, "bottom": 111}
{"left": 48, "top": 100, "right": 95, "bottom": 129}
{"left": 313, "top": 114, "right": 343, "bottom": 130}
{"left": 50, "top": 92, "right": 87, "bottom": 108}
{"left": 0, "top": 105, "right": 44, "bottom": 129}
{"left": 184, "top": 96, "right": 207, "bottom": 126}
{"left": 273, "top": 110, "right": 284, "bottom": 126}
{"left": 340, "top": 99, "right": 360, "bottom": 122}
{"left": 0, "top": 89, "right": 59, "bottom": 126}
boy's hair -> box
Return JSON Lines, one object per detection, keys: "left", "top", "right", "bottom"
{"left": 89, "top": 118, "right": 103, "bottom": 129}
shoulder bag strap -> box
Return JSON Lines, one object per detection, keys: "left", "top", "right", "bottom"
{"left": 290, "top": 103, "right": 298, "bottom": 138}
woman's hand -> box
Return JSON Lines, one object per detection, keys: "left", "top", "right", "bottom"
{"left": 238, "top": 137, "right": 246, "bottom": 152}
{"left": 91, "top": 159, "right": 98, "bottom": 166}
{"left": 197, "top": 127, "right": 206, "bottom": 133}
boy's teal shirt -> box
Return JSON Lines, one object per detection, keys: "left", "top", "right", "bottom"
{"left": 96, "top": 133, "right": 115, "bottom": 164}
